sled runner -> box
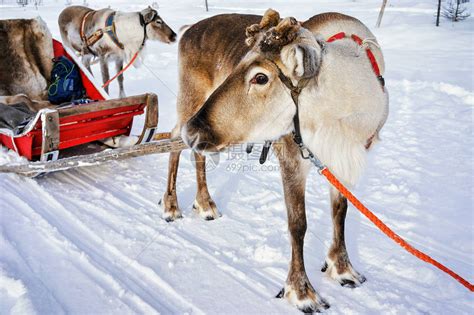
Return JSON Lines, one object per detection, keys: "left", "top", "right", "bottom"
{"left": 0, "top": 27, "right": 186, "bottom": 177}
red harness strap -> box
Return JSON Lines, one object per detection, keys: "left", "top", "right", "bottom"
{"left": 326, "top": 32, "right": 346, "bottom": 42}
{"left": 80, "top": 11, "right": 94, "bottom": 46}
{"left": 327, "top": 32, "right": 384, "bottom": 148}
{"left": 327, "top": 32, "right": 384, "bottom": 86}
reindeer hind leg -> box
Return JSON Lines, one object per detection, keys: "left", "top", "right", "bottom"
{"left": 99, "top": 56, "right": 110, "bottom": 94}
{"left": 161, "top": 144, "right": 184, "bottom": 222}
{"left": 115, "top": 59, "right": 126, "bottom": 98}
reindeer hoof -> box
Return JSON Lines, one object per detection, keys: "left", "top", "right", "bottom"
{"left": 298, "top": 298, "right": 330, "bottom": 313}
{"left": 323, "top": 258, "right": 366, "bottom": 288}
{"left": 300, "top": 300, "right": 330, "bottom": 313}
{"left": 193, "top": 199, "right": 221, "bottom": 221}
{"left": 321, "top": 262, "right": 328, "bottom": 272}
{"left": 162, "top": 211, "right": 183, "bottom": 222}
{"left": 340, "top": 279, "right": 356, "bottom": 288}
{"left": 275, "top": 288, "right": 285, "bottom": 298}
{"left": 160, "top": 194, "right": 183, "bottom": 222}
{"left": 282, "top": 283, "right": 330, "bottom": 313}
{"left": 340, "top": 275, "right": 366, "bottom": 288}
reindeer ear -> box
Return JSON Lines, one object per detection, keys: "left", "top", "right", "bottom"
{"left": 281, "top": 42, "right": 321, "bottom": 79}
{"left": 141, "top": 7, "right": 156, "bottom": 24}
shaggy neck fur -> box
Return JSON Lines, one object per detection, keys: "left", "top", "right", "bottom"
{"left": 114, "top": 12, "right": 147, "bottom": 63}
{"left": 296, "top": 40, "right": 388, "bottom": 186}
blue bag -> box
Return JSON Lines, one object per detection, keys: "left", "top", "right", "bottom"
{"left": 48, "top": 56, "right": 85, "bottom": 104}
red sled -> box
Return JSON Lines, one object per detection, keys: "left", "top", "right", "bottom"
{"left": 0, "top": 40, "right": 185, "bottom": 177}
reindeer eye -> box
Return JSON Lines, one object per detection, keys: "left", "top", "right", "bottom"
{"left": 156, "top": 19, "right": 163, "bottom": 24}
{"left": 251, "top": 73, "right": 269, "bottom": 85}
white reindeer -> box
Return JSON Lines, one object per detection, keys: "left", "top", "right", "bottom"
{"left": 58, "top": 5, "right": 176, "bottom": 97}
{"left": 168, "top": 9, "right": 388, "bottom": 312}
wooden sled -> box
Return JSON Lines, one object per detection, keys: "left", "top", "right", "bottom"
{"left": 0, "top": 40, "right": 187, "bottom": 177}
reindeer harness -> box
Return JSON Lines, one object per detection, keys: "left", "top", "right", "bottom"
{"left": 280, "top": 33, "right": 385, "bottom": 163}
{"left": 257, "top": 32, "right": 385, "bottom": 164}
{"left": 80, "top": 11, "right": 148, "bottom": 55}
{"left": 327, "top": 32, "right": 385, "bottom": 88}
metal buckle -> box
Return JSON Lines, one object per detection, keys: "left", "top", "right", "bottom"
{"left": 299, "top": 144, "right": 312, "bottom": 160}
{"left": 297, "top": 144, "right": 326, "bottom": 173}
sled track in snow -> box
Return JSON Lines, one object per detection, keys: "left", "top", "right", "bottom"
{"left": 4, "top": 179, "right": 206, "bottom": 314}
{"left": 46, "top": 168, "right": 288, "bottom": 301}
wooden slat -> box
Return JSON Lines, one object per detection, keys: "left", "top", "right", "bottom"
{"left": 57, "top": 94, "right": 150, "bottom": 118}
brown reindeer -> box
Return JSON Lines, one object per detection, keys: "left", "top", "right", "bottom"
{"left": 58, "top": 6, "right": 176, "bottom": 98}
{"left": 164, "top": 9, "right": 388, "bottom": 312}
{"left": 0, "top": 17, "right": 53, "bottom": 101}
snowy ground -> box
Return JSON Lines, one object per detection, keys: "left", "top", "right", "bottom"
{"left": 1, "top": 0, "right": 473, "bottom": 314}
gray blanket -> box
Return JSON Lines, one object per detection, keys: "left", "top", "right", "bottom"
{"left": 0, "top": 102, "right": 35, "bottom": 134}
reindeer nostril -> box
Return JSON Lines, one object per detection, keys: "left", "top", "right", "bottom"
{"left": 170, "top": 32, "right": 177, "bottom": 42}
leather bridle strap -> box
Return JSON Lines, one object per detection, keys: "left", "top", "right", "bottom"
{"left": 270, "top": 61, "right": 311, "bottom": 155}
{"left": 105, "top": 12, "right": 125, "bottom": 50}
{"left": 138, "top": 13, "right": 148, "bottom": 49}
{"left": 266, "top": 60, "right": 325, "bottom": 166}
{"left": 80, "top": 11, "right": 93, "bottom": 46}
{"left": 253, "top": 64, "right": 309, "bottom": 165}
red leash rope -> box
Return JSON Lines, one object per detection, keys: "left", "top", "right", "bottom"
{"left": 320, "top": 167, "right": 474, "bottom": 292}
{"left": 317, "top": 34, "right": 473, "bottom": 290}
{"left": 102, "top": 51, "right": 139, "bottom": 89}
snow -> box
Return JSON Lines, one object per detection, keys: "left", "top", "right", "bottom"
{"left": 1, "top": 0, "right": 473, "bottom": 314}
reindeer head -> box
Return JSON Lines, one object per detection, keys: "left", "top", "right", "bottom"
{"left": 182, "top": 9, "right": 324, "bottom": 152}
{"left": 140, "top": 6, "right": 176, "bottom": 44}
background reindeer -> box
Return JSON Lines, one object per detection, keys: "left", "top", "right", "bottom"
{"left": 165, "top": 9, "right": 388, "bottom": 313}
{"left": 58, "top": 5, "right": 176, "bottom": 98}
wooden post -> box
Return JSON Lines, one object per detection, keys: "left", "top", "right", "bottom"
{"left": 205, "top": 0, "right": 209, "bottom": 12}
{"left": 376, "top": 0, "right": 388, "bottom": 28}
{"left": 40, "top": 110, "right": 60, "bottom": 162}
{"left": 436, "top": 0, "right": 442, "bottom": 26}
{"left": 137, "top": 93, "right": 159, "bottom": 144}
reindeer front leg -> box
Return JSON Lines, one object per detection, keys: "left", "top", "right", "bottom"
{"left": 275, "top": 137, "right": 329, "bottom": 313}
{"left": 322, "top": 187, "right": 366, "bottom": 287}
{"left": 193, "top": 152, "right": 221, "bottom": 220}
{"left": 82, "top": 54, "right": 93, "bottom": 75}
{"left": 99, "top": 56, "right": 110, "bottom": 94}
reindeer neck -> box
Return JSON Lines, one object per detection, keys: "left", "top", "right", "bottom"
{"left": 114, "top": 12, "right": 146, "bottom": 55}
